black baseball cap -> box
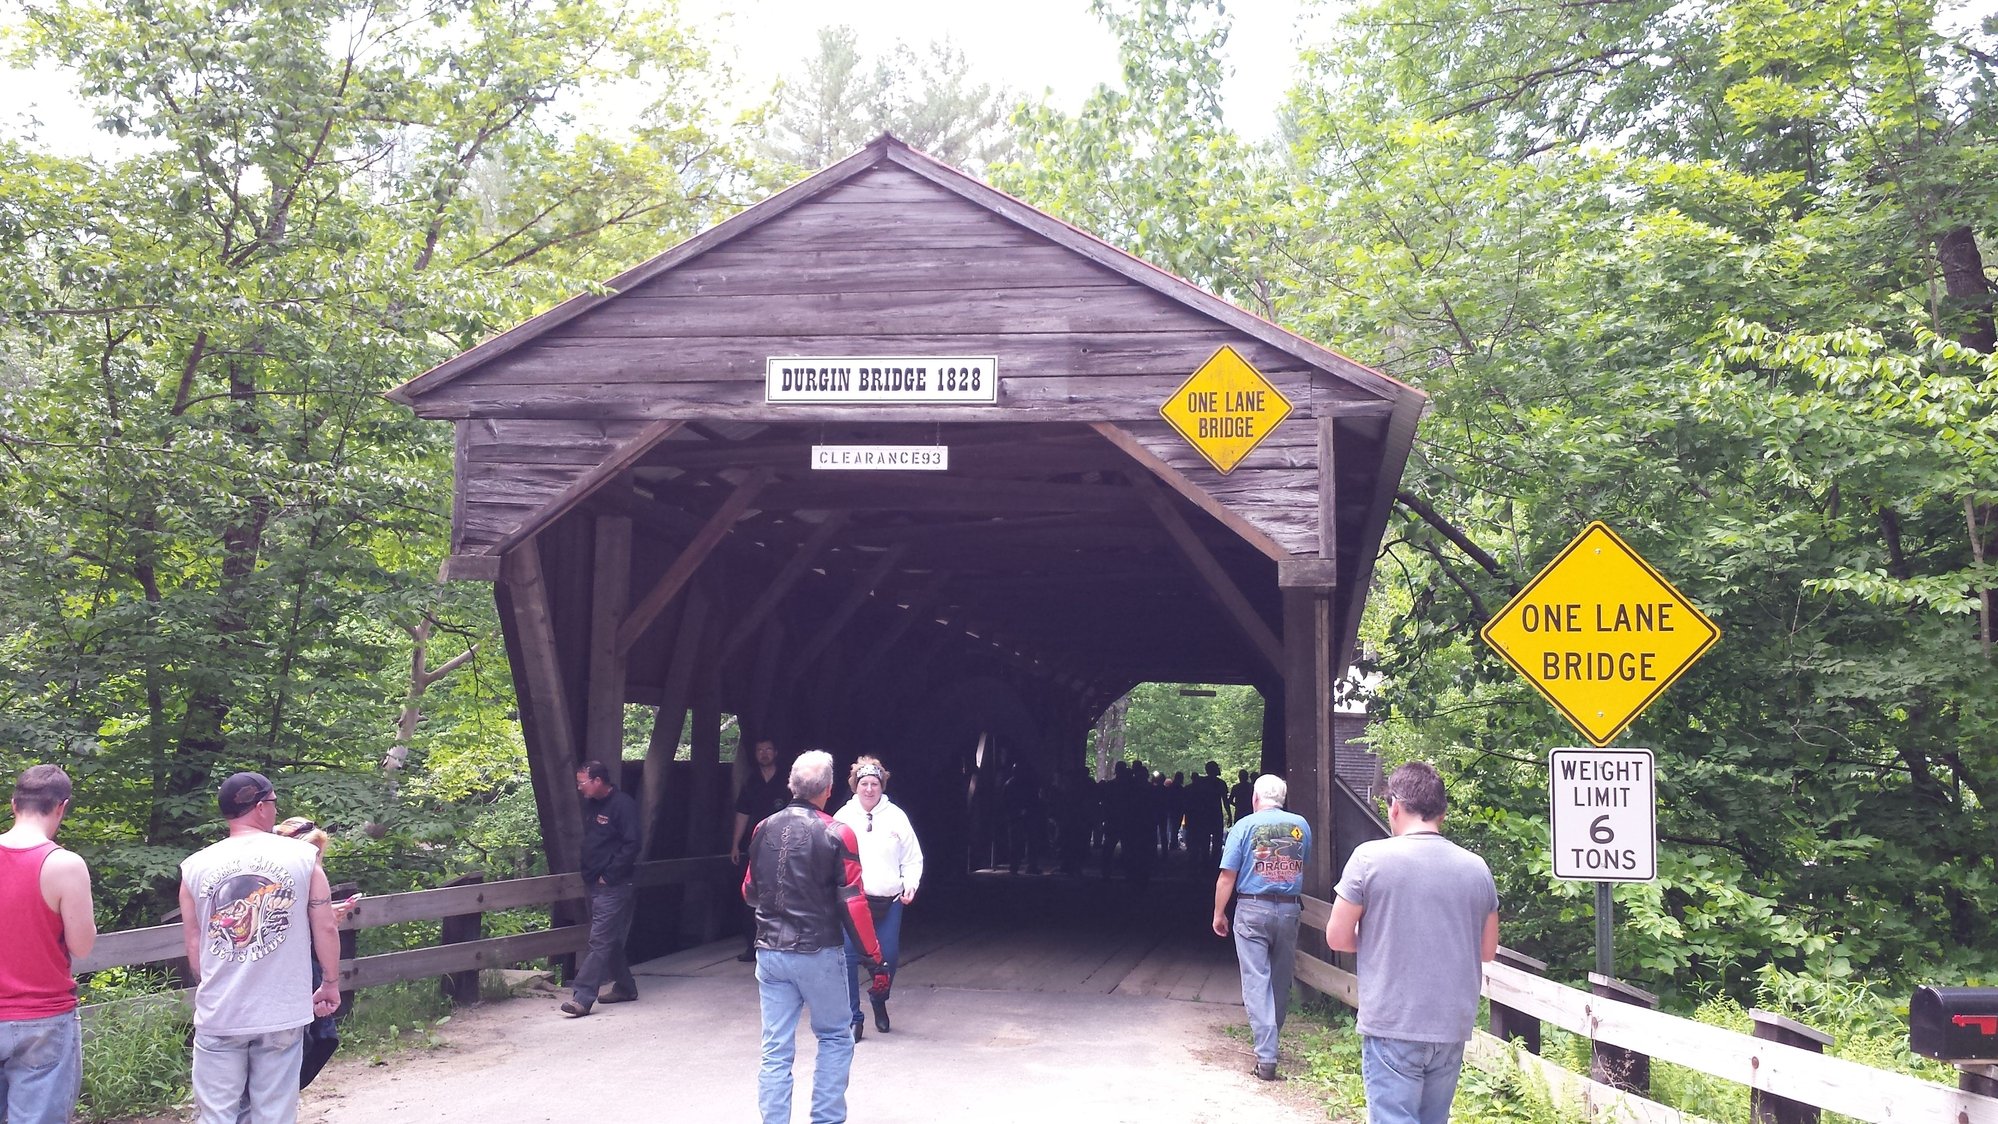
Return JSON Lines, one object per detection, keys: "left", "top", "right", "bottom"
{"left": 218, "top": 772, "right": 275, "bottom": 818}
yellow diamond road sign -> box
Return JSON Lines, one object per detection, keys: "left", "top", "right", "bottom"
{"left": 1480, "top": 522, "right": 1719, "bottom": 747}
{"left": 1159, "top": 346, "right": 1293, "bottom": 474}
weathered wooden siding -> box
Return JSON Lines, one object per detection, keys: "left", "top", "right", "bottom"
{"left": 430, "top": 164, "right": 1390, "bottom": 558}
{"left": 456, "top": 417, "right": 658, "bottom": 554}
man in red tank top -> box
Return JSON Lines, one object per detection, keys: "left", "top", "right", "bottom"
{"left": 0, "top": 764, "right": 97, "bottom": 1124}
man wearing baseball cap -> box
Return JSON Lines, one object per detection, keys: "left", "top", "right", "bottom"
{"left": 179, "top": 773, "right": 340, "bottom": 1123}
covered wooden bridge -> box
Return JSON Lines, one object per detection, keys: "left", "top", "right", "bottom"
{"left": 388, "top": 135, "right": 1425, "bottom": 953}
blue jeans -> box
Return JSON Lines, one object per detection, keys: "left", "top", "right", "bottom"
{"left": 0, "top": 1010, "right": 81, "bottom": 1124}
{"left": 192, "top": 1025, "right": 305, "bottom": 1124}
{"left": 1360, "top": 1035, "right": 1468, "bottom": 1124}
{"left": 843, "top": 897, "right": 902, "bottom": 1025}
{"left": 1231, "top": 897, "right": 1299, "bottom": 1065}
{"left": 756, "top": 947, "right": 854, "bottom": 1124}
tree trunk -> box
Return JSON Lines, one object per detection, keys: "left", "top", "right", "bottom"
{"left": 1936, "top": 225, "right": 1996, "bottom": 354}
{"left": 1092, "top": 693, "right": 1129, "bottom": 780}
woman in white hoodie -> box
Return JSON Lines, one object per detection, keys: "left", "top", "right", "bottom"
{"left": 833, "top": 756, "right": 923, "bottom": 1040}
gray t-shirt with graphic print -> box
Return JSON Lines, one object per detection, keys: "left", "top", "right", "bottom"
{"left": 1334, "top": 831, "right": 1498, "bottom": 1043}
{"left": 180, "top": 833, "right": 321, "bottom": 1035}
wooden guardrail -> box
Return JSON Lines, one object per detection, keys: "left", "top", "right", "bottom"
{"left": 1295, "top": 895, "right": 1998, "bottom": 1124}
{"left": 81, "top": 855, "right": 735, "bottom": 998}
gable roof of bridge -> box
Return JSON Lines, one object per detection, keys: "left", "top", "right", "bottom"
{"left": 387, "top": 134, "right": 1419, "bottom": 411}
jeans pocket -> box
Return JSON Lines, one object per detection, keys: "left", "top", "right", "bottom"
{"left": 9, "top": 1018, "right": 69, "bottom": 1071}
{"left": 1363, "top": 1035, "right": 1425, "bottom": 1080}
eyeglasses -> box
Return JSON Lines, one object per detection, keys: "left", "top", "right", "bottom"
{"left": 865, "top": 811, "right": 874, "bottom": 832}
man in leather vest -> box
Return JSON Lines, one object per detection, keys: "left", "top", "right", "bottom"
{"left": 742, "top": 749, "right": 887, "bottom": 1124}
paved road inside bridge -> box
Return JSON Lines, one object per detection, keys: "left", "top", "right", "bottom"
{"left": 298, "top": 870, "right": 1335, "bottom": 1123}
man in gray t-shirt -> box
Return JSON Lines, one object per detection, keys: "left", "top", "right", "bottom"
{"left": 1327, "top": 762, "right": 1499, "bottom": 1124}
{"left": 179, "top": 772, "right": 340, "bottom": 1124}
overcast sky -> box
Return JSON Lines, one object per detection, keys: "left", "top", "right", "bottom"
{"left": 0, "top": 0, "right": 1325, "bottom": 154}
{"left": 679, "top": 0, "right": 1326, "bottom": 136}
{"left": 8, "top": 0, "right": 1996, "bottom": 155}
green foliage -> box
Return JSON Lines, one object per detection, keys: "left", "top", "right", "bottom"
{"left": 1092, "top": 682, "right": 1263, "bottom": 780}
{"left": 0, "top": 0, "right": 762, "bottom": 924}
{"left": 339, "top": 979, "right": 457, "bottom": 1061}
{"left": 1281, "top": 0, "right": 1998, "bottom": 996}
{"left": 72, "top": 975, "right": 463, "bottom": 1120}
{"left": 994, "top": 0, "right": 1291, "bottom": 305}
{"left": 78, "top": 991, "right": 192, "bottom": 1121}
{"left": 762, "top": 25, "right": 1019, "bottom": 171}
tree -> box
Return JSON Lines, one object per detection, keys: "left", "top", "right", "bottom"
{"left": 762, "top": 26, "right": 1019, "bottom": 172}
{"left": 1279, "top": 0, "right": 1998, "bottom": 989}
{"left": 0, "top": 0, "right": 759, "bottom": 918}
{"left": 1091, "top": 682, "right": 1263, "bottom": 781}
{"left": 996, "top": 0, "right": 1288, "bottom": 308}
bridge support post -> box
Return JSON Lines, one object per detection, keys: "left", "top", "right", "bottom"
{"left": 1748, "top": 1009, "right": 1832, "bottom": 1124}
{"left": 1281, "top": 587, "right": 1335, "bottom": 902}
{"left": 1959, "top": 1063, "right": 1998, "bottom": 1098}
{"left": 438, "top": 873, "right": 486, "bottom": 1005}
{"left": 1588, "top": 973, "right": 1658, "bottom": 1094}
{"left": 1488, "top": 948, "right": 1547, "bottom": 1054}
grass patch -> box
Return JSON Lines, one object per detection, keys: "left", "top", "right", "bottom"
{"left": 72, "top": 973, "right": 479, "bottom": 1120}
{"left": 336, "top": 979, "right": 459, "bottom": 1061}
{"left": 1274, "top": 996, "right": 1590, "bottom": 1124}
{"left": 1272, "top": 977, "right": 1971, "bottom": 1124}
{"left": 78, "top": 986, "right": 192, "bottom": 1121}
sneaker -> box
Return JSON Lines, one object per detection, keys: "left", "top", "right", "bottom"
{"left": 599, "top": 988, "right": 637, "bottom": 1004}
{"left": 560, "top": 1000, "right": 592, "bottom": 1018}
{"left": 1255, "top": 1062, "right": 1278, "bottom": 1081}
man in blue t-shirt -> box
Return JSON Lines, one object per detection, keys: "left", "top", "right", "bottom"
{"left": 1212, "top": 773, "right": 1312, "bottom": 1082}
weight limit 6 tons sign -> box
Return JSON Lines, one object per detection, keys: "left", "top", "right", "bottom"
{"left": 1549, "top": 748, "right": 1655, "bottom": 881}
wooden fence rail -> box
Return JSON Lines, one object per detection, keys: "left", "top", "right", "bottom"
{"left": 1298, "top": 895, "right": 1998, "bottom": 1124}
{"left": 80, "top": 855, "right": 736, "bottom": 1002}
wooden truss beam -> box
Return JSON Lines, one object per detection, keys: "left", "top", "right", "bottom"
{"left": 720, "top": 510, "right": 851, "bottom": 662}
{"left": 616, "top": 467, "right": 773, "bottom": 656}
{"left": 1131, "top": 474, "right": 1284, "bottom": 677}
{"left": 787, "top": 544, "right": 910, "bottom": 677}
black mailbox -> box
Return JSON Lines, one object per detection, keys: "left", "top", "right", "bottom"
{"left": 1910, "top": 986, "right": 1998, "bottom": 1062}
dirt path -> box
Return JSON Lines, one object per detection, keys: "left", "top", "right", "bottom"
{"left": 296, "top": 954, "right": 1329, "bottom": 1124}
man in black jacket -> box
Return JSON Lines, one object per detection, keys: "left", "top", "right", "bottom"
{"left": 742, "top": 749, "right": 887, "bottom": 1124}
{"left": 562, "top": 760, "right": 639, "bottom": 1017}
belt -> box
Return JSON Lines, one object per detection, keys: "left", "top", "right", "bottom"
{"left": 1239, "top": 892, "right": 1299, "bottom": 903}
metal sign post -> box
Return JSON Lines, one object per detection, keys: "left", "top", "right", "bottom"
{"left": 1597, "top": 882, "right": 1614, "bottom": 977}
{"left": 1482, "top": 523, "right": 1716, "bottom": 983}
{"left": 1550, "top": 747, "right": 1657, "bottom": 979}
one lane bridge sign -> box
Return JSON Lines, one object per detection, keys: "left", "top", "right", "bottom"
{"left": 1159, "top": 345, "right": 1293, "bottom": 475}
{"left": 1480, "top": 522, "right": 1719, "bottom": 747}
{"left": 1550, "top": 748, "right": 1656, "bottom": 881}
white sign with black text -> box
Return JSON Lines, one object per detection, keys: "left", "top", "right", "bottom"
{"left": 811, "top": 445, "right": 949, "bottom": 471}
{"left": 766, "top": 357, "right": 997, "bottom": 403}
{"left": 1549, "top": 748, "right": 1656, "bottom": 882}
